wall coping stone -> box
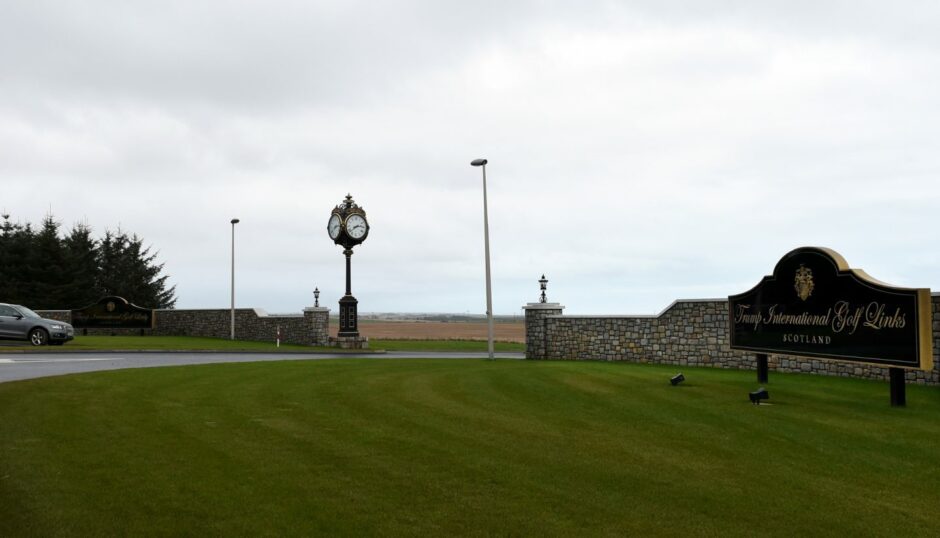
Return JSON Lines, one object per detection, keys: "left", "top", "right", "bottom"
{"left": 156, "top": 307, "right": 278, "bottom": 317}
{"left": 522, "top": 303, "right": 565, "bottom": 310}
{"left": 546, "top": 298, "right": 728, "bottom": 319}
{"left": 303, "top": 307, "right": 331, "bottom": 313}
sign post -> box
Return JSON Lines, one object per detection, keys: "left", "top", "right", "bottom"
{"left": 889, "top": 368, "right": 906, "bottom": 407}
{"left": 729, "top": 247, "right": 932, "bottom": 406}
{"left": 756, "top": 353, "right": 769, "bottom": 384}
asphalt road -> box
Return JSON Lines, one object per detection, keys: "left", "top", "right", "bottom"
{"left": 0, "top": 351, "right": 525, "bottom": 384}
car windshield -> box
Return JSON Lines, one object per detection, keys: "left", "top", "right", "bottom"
{"left": 14, "top": 306, "right": 42, "bottom": 319}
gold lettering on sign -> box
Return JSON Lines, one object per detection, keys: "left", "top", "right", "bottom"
{"left": 734, "top": 304, "right": 762, "bottom": 330}
{"left": 782, "top": 334, "right": 832, "bottom": 345}
{"left": 831, "top": 301, "right": 863, "bottom": 335}
{"left": 736, "top": 300, "right": 906, "bottom": 335}
{"left": 863, "top": 302, "right": 906, "bottom": 330}
{"left": 763, "top": 304, "right": 830, "bottom": 327}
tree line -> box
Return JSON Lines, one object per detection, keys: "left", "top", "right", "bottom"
{"left": 0, "top": 214, "right": 176, "bottom": 309}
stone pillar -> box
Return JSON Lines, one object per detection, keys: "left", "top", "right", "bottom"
{"left": 523, "top": 303, "right": 564, "bottom": 359}
{"left": 303, "top": 307, "right": 330, "bottom": 346}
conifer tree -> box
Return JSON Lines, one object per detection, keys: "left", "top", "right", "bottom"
{"left": 63, "top": 222, "right": 100, "bottom": 308}
{"left": 29, "top": 215, "right": 73, "bottom": 308}
{"left": 0, "top": 214, "right": 176, "bottom": 309}
{"left": 96, "top": 229, "right": 176, "bottom": 308}
{"left": 0, "top": 215, "right": 35, "bottom": 305}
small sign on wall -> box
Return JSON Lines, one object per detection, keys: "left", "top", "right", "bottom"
{"left": 71, "top": 296, "right": 154, "bottom": 329}
{"left": 729, "top": 247, "right": 933, "bottom": 370}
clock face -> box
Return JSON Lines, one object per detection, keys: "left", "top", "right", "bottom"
{"left": 328, "top": 214, "right": 342, "bottom": 239}
{"left": 345, "top": 214, "right": 368, "bottom": 239}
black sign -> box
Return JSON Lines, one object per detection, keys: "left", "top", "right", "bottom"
{"left": 71, "top": 296, "right": 154, "bottom": 329}
{"left": 729, "top": 247, "right": 932, "bottom": 370}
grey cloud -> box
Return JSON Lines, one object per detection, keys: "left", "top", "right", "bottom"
{"left": 3, "top": 1, "right": 940, "bottom": 314}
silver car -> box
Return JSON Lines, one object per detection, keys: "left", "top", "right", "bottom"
{"left": 0, "top": 303, "right": 74, "bottom": 346}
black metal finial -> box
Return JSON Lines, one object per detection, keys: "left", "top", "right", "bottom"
{"left": 539, "top": 274, "right": 548, "bottom": 303}
{"left": 314, "top": 287, "right": 320, "bottom": 307}
{"left": 337, "top": 194, "right": 359, "bottom": 212}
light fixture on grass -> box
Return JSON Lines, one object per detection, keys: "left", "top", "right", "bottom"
{"left": 670, "top": 373, "right": 685, "bottom": 386}
{"left": 749, "top": 388, "right": 769, "bottom": 404}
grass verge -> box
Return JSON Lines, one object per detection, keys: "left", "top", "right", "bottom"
{"left": 1, "top": 359, "right": 938, "bottom": 536}
{"left": 0, "top": 335, "right": 319, "bottom": 352}
{"left": 0, "top": 335, "right": 523, "bottom": 353}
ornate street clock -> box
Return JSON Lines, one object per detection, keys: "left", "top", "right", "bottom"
{"left": 327, "top": 194, "right": 370, "bottom": 338}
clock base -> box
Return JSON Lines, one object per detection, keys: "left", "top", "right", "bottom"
{"left": 338, "top": 294, "right": 359, "bottom": 338}
{"left": 330, "top": 335, "right": 369, "bottom": 350}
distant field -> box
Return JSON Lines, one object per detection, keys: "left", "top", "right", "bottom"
{"left": 332, "top": 320, "right": 525, "bottom": 342}
{"left": 372, "top": 339, "right": 523, "bottom": 352}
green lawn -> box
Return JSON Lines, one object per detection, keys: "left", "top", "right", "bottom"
{"left": 1, "top": 359, "right": 938, "bottom": 536}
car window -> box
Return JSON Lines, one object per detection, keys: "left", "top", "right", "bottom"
{"left": 0, "top": 305, "right": 19, "bottom": 317}
{"left": 15, "top": 306, "right": 42, "bottom": 319}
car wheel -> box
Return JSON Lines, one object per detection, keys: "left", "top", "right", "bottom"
{"left": 29, "top": 328, "right": 49, "bottom": 346}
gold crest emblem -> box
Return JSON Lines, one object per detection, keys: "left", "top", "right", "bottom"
{"left": 794, "top": 265, "right": 814, "bottom": 301}
{"left": 106, "top": 301, "right": 116, "bottom": 312}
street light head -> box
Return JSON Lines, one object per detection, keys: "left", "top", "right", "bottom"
{"left": 470, "top": 158, "right": 488, "bottom": 167}
{"left": 231, "top": 218, "right": 240, "bottom": 224}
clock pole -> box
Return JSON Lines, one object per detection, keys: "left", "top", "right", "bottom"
{"left": 328, "top": 194, "right": 369, "bottom": 342}
{"left": 339, "top": 248, "right": 358, "bottom": 337}
{"left": 344, "top": 249, "right": 353, "bottom": 296}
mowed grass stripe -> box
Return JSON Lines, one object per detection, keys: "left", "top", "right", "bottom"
{"left": 1, "top": 359, "right": 938, "bottom": 536}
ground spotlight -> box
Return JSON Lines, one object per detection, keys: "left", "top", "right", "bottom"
{"left": 749, "top": 388, "right": 769, "bottom": 404}
{"left": 670, "top": 373, "right": 685, "bottom": 386}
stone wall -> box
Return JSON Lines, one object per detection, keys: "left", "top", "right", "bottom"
{"left": 36, "top": 307, "right": 331, "bottom": 346}
{"left": 524, "top": 296, "right": 940, "bottom": 385}
{"left": 36, "top": 310, "right": 71, "bottom": 323}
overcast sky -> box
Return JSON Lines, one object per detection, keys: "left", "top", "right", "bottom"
{"left": 2, "top": 1, "right": 939, "bottom": 315}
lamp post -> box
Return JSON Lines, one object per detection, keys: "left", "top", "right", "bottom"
{"left": 471, "top": 158, "right": 494, "bottom": 360}
{"left": 314, "top": 287, "right": 320, "bottom": 308}
{"left": 230, "top": 218, "right": 239, "bottom": 340}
